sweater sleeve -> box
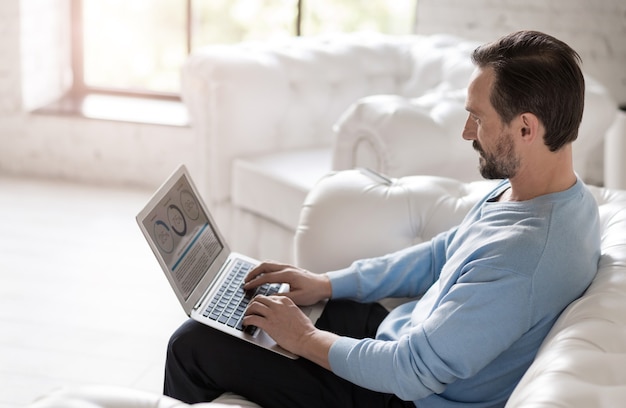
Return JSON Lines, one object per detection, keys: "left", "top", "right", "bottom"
{"left": 327, "top": 228, "right": 455, "bottom": 302}
{"left": 328, "top": 264, "right": 534, "bottom": 401}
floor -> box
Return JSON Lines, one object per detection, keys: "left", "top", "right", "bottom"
{"left": 0, "top": 175, "right": 188, "bottom": 407}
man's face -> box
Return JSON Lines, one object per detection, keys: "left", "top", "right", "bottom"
{"left": 463, "top": 67, "right": 520, "bottom": 180}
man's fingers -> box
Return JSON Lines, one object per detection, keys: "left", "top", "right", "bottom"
{"left": 244, "top": 269, "right": 290, "bottom": 290}
{"left": 244, "top": 295, "right": 281, "bottom": 328}
{"left": 246, "top": 294, "right": 271, "bottom": 310}
{"left": 245, "top": 294, "right": 291, "bottom": 315}
{"left": 243, "top": 273, "right": 271, "bottom": 290}
{"left": 244, "top": 261, "right": 286, "bottom": 283}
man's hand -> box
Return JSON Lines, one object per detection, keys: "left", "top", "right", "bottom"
{"left": 243, "top": 261, "right": 332, "bottom": 306}
{"left": 243, "top": 261, "right": 337, "bottom": 368}
{"left": 243, "top": 294, "right": 338, "bottom": 369}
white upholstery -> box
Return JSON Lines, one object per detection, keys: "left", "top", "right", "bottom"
{"left": 27, "top": 386, "right": 256, "bottom": 408}
{"left": 29, "top": 169, "right": 626, "bottom": 407}
{"left": 182, "top": 32, "right": 619, "bottom": 263}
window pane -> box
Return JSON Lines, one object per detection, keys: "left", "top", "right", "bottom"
{"left": 83, "top": 0, "right": 186, "bottom": 94}
{"left": 302, "top": 0, "right": 415, "bottom": 36}
{"left": 191, "top": 0, "right": 299, "bottom": 48}
{"left": 79, "top": 0, "right": 416, "bottom": 96}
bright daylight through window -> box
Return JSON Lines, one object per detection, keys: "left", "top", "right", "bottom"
{"left": 79, "top": 0, "right": 417, "bottom": 97}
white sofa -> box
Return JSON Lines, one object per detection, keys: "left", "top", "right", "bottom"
{"left": 29, "top": 169, "right": 626, "bottom": 407}
{"left": 181, "top": 33, "right": 618, "bottom": 263}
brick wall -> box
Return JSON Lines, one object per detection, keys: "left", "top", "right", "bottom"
{"left": 416, "top": 0, "right": 626, "bottom": 105}
{"left": 0, "top": 0, "right": 21, "bottom": 115}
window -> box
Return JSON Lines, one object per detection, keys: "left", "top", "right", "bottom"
{"left": 59, "top": 0, "right": 416, "bottom": 125}
{"left": 46, "top": 0, "right": 417, "bottom": 126}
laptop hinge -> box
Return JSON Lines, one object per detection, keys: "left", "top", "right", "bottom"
{"left": 193, "top": 291, "right": 209, "bottom": 311}
{"left": 193, "top": 258, "right": 232, "bottom": 311}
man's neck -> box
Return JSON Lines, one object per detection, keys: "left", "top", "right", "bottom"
{"left": 505, "top": 147, "right": 577, "bottom": 202}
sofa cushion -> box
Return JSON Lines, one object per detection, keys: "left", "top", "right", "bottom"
{"left": 232, "top": 148, "right": 331, "bottom": 231}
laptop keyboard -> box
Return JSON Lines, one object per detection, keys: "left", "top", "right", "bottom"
{"left": 202, "top": 259, "right": 280, "bottom": 335}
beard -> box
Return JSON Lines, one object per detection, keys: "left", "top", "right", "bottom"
{"left": 473, "top": 133, "right": 520, "bottom": 180}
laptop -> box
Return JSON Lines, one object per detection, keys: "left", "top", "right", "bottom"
{"left": 136, "top": 164, "right": 326, "bottom": 359}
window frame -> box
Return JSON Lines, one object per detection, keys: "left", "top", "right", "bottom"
{"left": 70, "top": 0, "right": 303, "bottom": 101}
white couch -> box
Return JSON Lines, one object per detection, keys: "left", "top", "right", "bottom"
{"left": 29, "top": 169, "right": 626, "bottom": 407}
{"left": 181, "top": 33, "right": 618, "bottom": 263}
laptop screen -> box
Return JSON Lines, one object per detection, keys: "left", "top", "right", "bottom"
{"left": 141, "top": 172, "right": 223, "bottom": 300}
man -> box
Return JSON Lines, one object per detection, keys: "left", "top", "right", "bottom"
{"left": 164, "top": 30, "right": 600, "bottom": 408}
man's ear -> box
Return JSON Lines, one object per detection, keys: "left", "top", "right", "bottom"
{"left": 518, "top": 112, "right": 540, "bottom": 144}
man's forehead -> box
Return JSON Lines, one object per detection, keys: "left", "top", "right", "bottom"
{"left": 465, "top": 67, "right": 494, "bottom": 113}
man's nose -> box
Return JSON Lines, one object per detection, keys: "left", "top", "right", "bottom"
{"left": 462, "top": 116, "right": 477, "bottom": 141}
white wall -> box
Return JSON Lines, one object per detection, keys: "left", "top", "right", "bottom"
{"left": 416, "top": 0, "right": 626, "bottom": 106}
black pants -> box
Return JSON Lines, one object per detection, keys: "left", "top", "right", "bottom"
{"left": 164, "top": 300, "right": 415, "bottom": 408}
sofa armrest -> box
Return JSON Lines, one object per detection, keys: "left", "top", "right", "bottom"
{"left": 294, "top": 169, "right": 496, "bottom": 273}
{"left": 331, "top": 92, "right": 480, "bottom": 181}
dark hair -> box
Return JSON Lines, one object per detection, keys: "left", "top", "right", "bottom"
{"left": 471, "top": 30, "right": 585, "bottom": 152}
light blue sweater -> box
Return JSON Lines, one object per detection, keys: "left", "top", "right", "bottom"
{"left": 327, "top": 178, "right": 600, "bottom": 407}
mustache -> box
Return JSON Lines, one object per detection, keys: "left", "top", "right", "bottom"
{"left": 473, "top": 141, "right": 483, "bottom": 154}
